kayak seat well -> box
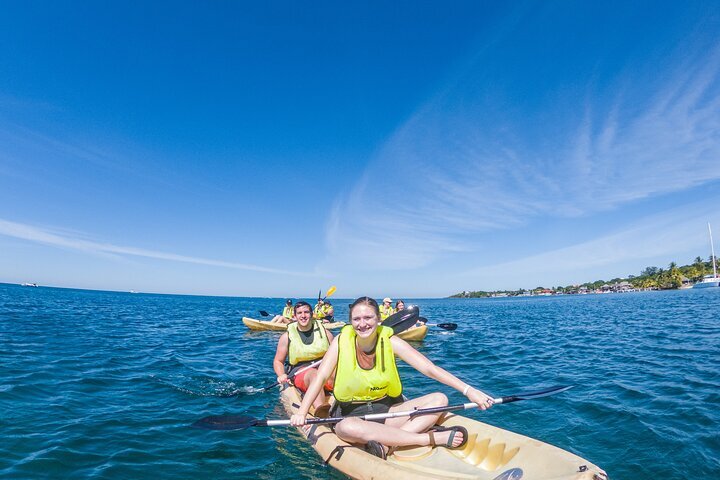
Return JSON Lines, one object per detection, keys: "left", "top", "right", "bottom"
{"left": 390, "top": 433, "right": 520, "bottom": 473}
{"left": 453, "top": 435, "right": 519, "bottom": 471}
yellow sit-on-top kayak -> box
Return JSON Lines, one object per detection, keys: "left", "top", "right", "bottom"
{"left": 396, "top": 324, "right": 428, "bottom": 342}
{"left": 280, "top": 386, "right": 607, "bottom": 480}
{"left": 242, "top": 317, "right": 345, "bottom": 332}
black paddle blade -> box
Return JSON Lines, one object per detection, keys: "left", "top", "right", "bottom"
{"left": 384, "top": 306, "right": 419, "bottom": 334}
{"left": 192, "top": 414, "right": 260, "bottom": 431}
{"left": 499, "top": 385, "right": 573, "bottom": 404}
{"left": 259, "top": 310, "right": 270, "bottom": 317}
{"left": 437, "top": 322, "right": 458, "bottom": 331}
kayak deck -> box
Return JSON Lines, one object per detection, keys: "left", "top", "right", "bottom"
{"left": 242, "top": 317, "right": 345, "bottom": 331}
{"left": 280, "top": 386, "right": 607, "bottom": 480}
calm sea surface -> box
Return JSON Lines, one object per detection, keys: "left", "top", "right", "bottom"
{"left": 1, "top": 283, "right": 718, "bottom": 479}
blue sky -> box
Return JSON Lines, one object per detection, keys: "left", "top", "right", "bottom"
{"left": 1, "top": 1, "right": 720, "bottom": 297}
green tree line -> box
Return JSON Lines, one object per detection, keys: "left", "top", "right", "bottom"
{"left": 451, "top": 255, "right": 718, "bottom": 297}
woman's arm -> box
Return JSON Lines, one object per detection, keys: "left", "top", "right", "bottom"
{"left": 272, "top": 333, "right": 290, "bottom": 383}
{"left": 391, "top": 336, "right": 494, "bottom": 410}
{"left": 290, "top": 337, "right": 340, "bottom": 425}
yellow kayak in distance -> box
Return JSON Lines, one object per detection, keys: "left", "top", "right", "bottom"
{"left": 280, "top": 386, "right": 607, "bottom": 480}
{"left": 396, "top": 324, "right": 428, "bottom": 341}
{"left": 241, "top": 317, "right": 345, "bottom": 332}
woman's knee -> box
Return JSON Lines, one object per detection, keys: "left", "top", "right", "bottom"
{"left": 428, "top": 391, "right": 448, "bottom": 407}
{"left": 335, "top": 418, "right": 367, "bottom": 441}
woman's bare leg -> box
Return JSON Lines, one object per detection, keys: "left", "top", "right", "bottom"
{"left": 334, "top": 393, "right": 464, "bottom": 449}
{"left": 384, "top": 392, "right": 447, "bottom": 433}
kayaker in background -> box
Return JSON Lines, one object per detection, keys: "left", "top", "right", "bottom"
{"left": 395, "top": 299, "right": 405, "bottom": 311}
{"left": 379, "top": 297, "right": 395, "bottom": 320}
{"left": 313, "top": 298, "right": 335, "bottom": 322}
{"left": 291, "top": 296, "right": 493, "bottom": 459}
{"left": 273, "top": 301, "right": 334, "bottom": 417}
{"left": 270, "top": 299, "right": 295, "bottom": 324}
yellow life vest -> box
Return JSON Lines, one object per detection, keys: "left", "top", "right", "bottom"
{"left": 333, "top": 325, "right": 402, "bottom": 403}
{"left": 282, "top": 306, "right": 294, "bottom": 319}
{"left": 287, "top": 320, "right": 330, "bottom": 365}
{"left": 379, "top": 304, "right": 395, "bottom": 321}
{"left": 313, "top": 304, "right": 325, "bottom": 319}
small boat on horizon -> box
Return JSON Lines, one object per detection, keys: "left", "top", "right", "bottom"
{"left": 693, "top": 222, "right": 719, "bottom": 289}
{"left": 21, "top": 283, "right": 39, "bottom": 287}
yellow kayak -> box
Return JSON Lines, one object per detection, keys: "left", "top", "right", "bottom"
{"left": 396, "top": 324, "right": 428, "bottom": 341}
{"left": 242, "top": 317, "right": 345, "bottom": 332}
{"left": 280, "top": 386, "right": 607, "bottom": 480}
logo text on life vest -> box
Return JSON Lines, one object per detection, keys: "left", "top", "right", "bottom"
{"left": 369, "top": 385, "right": 388, "bottom": 391}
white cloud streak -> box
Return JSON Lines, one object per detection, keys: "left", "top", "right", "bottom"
{"left": 0, "top": 218, "right": 306, "bottom": 276}
{"left": 323, "top": 39, "right": 720, "bottom": 272}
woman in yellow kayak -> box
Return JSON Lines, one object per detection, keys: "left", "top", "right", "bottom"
{"left": 290, "top": 296, "right": 493, "bottom": 458}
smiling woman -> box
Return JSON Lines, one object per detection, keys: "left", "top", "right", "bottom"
{"left": 290, "top": 296, "right": 494, "bottom": 458}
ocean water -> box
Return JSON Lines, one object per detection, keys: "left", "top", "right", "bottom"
{"left": 1, "top": 283, "right": 718, "bottom": 479}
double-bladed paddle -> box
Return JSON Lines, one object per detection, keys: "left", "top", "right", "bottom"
{"left": 192, "top": 385, "right": 574, "bottom": 430}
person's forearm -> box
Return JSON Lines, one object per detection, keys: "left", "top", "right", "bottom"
{"left": 273, "top": 360, "right": 286, "bottom": 378}
{"left": 427, "top": 364, "right": 470, "bottom": 393}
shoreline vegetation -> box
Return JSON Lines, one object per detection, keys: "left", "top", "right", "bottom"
{"left": 451, "top": 256, "right": 719, "bottom": 298}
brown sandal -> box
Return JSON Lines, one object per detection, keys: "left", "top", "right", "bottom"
{"left": 365, "top": 440, "right": 387, "bottom": 460}
{"left": 429, "top": 426, "right": 469, "bottom": 449}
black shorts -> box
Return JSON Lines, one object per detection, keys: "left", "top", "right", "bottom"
{"left": 338, "top": 396, "right": 404, "bottom": 422}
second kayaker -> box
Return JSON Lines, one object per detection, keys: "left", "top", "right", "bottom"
{"left": 273, "top": 301, "right": 334, "bottom": 417}
{"left": 379, "top": 297, "right": 395, "bottom": 320}
{"left": 290, "top": 296, "right": 494, "bottom": 458}
{"left": 313, "top": 298, "right": 335, "bottom": 322}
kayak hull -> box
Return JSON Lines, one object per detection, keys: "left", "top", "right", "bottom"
{"left": 280, "top": 386, "right": 607, "bottom": 480}
{"left": 396, "top": 324, "right": 428, "bottom": 341}
{"left": 242, "top": 317, "right": 345, "bottom": 332}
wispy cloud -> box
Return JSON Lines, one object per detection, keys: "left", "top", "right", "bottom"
{"left": 0, "top": 218, "right": 307, "bottom": 276}
{"left": 323, "top": 36, "right": 720, "bottom": 272}
{"left": 458, "top": 202, "right": 720, "bottom": 290}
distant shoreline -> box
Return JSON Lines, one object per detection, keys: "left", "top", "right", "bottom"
{"left": 450, "top": 256, "right": 717, "bottom": 298}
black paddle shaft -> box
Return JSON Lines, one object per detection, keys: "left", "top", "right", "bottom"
{"left": 192, "top": 385, "right": 574, "bottom": 431}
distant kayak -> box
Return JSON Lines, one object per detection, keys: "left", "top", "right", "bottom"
{"left": 280, "top": 385, "right": 607, "bottom": 480}
{"left": 242, "top": 317, "right": 345, "bottom": 332}
{"left": 396, "top": 324, "right": 428, "bottom": 341}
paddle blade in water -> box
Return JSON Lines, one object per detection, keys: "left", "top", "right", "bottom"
{"left": 497, "top": 385, "right": 573, "bottom": 404}
{"left": 259, "top": 310, "right": 270, "bottom": 317}
{"left": 192, "top": 414, "right": 260, "bottom": 430}
{"left": 437, "top": 322, "right": 458, "bottom": 331}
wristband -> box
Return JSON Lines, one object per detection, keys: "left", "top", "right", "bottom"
{"left": 462, "top": 385, "right": 471, "bottom": 396}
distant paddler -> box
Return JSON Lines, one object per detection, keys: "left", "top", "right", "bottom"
{"left": 273, "top": 301, "right": 334, "bottom": 417}
{"left": 290, "top": 296, "right": 493, "bottom": 459}
{"left": 379, "top": 297, "right": 394, "bottom": 321}
{"left": 313, "top": 298, "right": 335, "bottom": 322}
{"left": 270, "top": 299, "right": 295, "bottom": 325}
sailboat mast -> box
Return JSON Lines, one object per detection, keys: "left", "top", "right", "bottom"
{"left": 709, "top": 223, "right": 718, "bottom": 278}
